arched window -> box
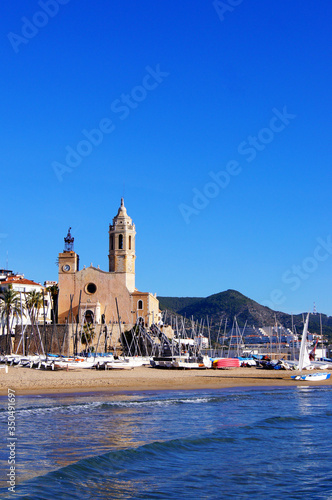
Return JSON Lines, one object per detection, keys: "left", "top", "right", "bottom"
{"left": 138, "top": 316, "right": 144, "bottom": 326}
{"left": 85, "top": 310, "right": 94, "bottom": 324}
{"left": 119, "top": 234, "right": 123, "bottom": 249}
{"left": 137, "top": 300, "right": 143, "bottom": 310}
{"left": 129, "top": 235, "right": 132, "bottom": 250}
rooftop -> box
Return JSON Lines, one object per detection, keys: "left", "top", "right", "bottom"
{"left": 0, "top": 275, "right": 43, "bottom": 287}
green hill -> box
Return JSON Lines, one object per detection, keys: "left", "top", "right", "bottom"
{"left": 158, "top": 289, "right": 332, "bottom": 340}
{"left": 158, "top": 296, "right": 203, "bottom": 313}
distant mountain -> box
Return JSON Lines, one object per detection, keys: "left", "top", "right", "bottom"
{"left": 158, "top": 296, "right": 204, "bottom": 313}
{"left": 158, "top": 289, "right": 332, "bottom": 340}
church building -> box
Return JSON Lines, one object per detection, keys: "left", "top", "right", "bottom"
{"left": 57, "top": 199, "right": 160, "bottom": 328}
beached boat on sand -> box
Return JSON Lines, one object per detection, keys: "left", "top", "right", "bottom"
{"left": 212, "top": 358, "right": 240, "bottom": 369}
{"left": 291, "top": 372, "right": 331, "bottom": 381}
{"left": 172, "top": 355, "right": 212, "bottom": 369}
{"left": 105, "top": 359, "right": 134, "bottom": 370}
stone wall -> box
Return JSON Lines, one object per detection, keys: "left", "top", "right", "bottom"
{"left": 14, "top": 324, "right": 73, "bottom": 355}
{"left": 13, "top": 322, "right": 126, "bottom": 356}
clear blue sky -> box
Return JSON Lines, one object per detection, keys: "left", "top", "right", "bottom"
{"left": 1, "top": 0, "right": 332, "bottom": 316}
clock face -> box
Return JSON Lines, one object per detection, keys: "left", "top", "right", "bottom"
{"left": 62, "top": 264, "right": 70, "bottom": 272}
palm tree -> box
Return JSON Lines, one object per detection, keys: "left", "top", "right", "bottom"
{"left": 25, "top": 290, "right": 43, "bottom": 324}
{"left": 0, "top": 285, "right": 21, "bottom": 354}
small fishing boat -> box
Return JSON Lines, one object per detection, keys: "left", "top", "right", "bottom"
{"left": 212, "top": 358, "right": 240, "bottom": 369}
{"left": 237, "top": 356, "right": 257, "bottom": 367}
{"left": 291, "top": 372, "right": 331, "bottom": 382}
{"left": 172, "top": 355, "right": 212, "bottom": 369}
{"left": 150, "top": 356, "right": 177, "bottom": 369}
{"left": 105, "top": 360, "right": 134, "bottom": 370}
{"left": 105, "top": 357, "right": 139, "bottom": 369}
{"left": 53, "top": 357, "right": 97, "bottom": 370}
{"left": 310, "top": 361, "right": 329, "bottom": 370}
{"left": 53, "top": 361, "right": 82, "bottom": 370}
{"left": 150, "top": 351, "right": 190, "bottom": 368}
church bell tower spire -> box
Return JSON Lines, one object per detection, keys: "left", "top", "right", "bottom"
{"left": 108, "top": 198, "right": 136, "bottom": 292}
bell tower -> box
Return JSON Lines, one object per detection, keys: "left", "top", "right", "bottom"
{"left": 58, "top": 227, "right": 79, "bottom": 274}
{"left": 108, "top": 198, "right": 136, "bottom": 292}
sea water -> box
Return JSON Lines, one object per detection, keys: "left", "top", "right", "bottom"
{"left": 1, "top": 385, "right": 332, "bottom": 499}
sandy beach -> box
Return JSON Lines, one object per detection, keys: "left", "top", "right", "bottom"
{"left": 1, "top": 365, "right": 332, "bottom": 395}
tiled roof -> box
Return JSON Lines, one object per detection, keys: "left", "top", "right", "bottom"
{"left": 0, "top": 277, "right": 43, "bottom": 287}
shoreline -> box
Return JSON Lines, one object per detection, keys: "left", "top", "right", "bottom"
{"left": 1, "top": 365, "right": 332, "bottom": 396}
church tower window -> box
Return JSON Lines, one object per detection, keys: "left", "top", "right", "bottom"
{"left": 119, "top": 234, "right": 123, "bottom": 249}
{"left": 129, "top": 236, "right": 132, "bottom": 250}
{"left": 137, "top": 300, "right": 143, "bottom": 310}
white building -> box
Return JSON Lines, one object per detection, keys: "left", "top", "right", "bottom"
{"left": 0, "top": 271, "right": 53, "bottom": 333}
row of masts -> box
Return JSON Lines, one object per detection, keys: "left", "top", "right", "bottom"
{"left": 2, "top": 289, "right": 325, "bottom": 360}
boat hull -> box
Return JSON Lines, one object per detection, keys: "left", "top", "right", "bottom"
{"left": 212, "top": 358, "right": 240, "bottom": 369}
{"left": 291, "top": 373, "right": 331, "bottom": 381}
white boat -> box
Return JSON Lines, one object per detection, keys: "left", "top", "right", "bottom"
{"left": 53, "top": 361, "right": 83, "bottom": 370}
{"left": 310, "top": 361, "right": 329, "bottom": 370}
{"left": 53, "top": 357, "right": 97, "bottom": 370}
{"left": 291, "top": 313, "right": 331, "bottom": 382}
{"left": 105, "top": 357, "right": 146, "bottom": 369}
{"left": 3, "top": 354, "right": 46, "bottom": 368}
{"left": 151, "top": 353, "right": 190, "bottom": 369}
{"left": 317, "top": 358, "right": 332, "bottom": 369}
{"left": 105, "top": 360, "right": 134, "bottom": 370}
{"left": 128, "top": 356, "right": 152, "bottom": 366}
{"left": 172, "top": 355, "right": 212, "bottom": 369}
{"left": 291, "top": 372, "right": 331, "bottom": 381}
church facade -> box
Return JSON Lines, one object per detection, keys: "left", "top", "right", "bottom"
{"left": 57, "top": 199, "right": 160, "bottom": 328}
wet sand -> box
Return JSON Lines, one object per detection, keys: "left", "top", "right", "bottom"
{"left": 1, "top": 365, "right": 332, "bottom": 395}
